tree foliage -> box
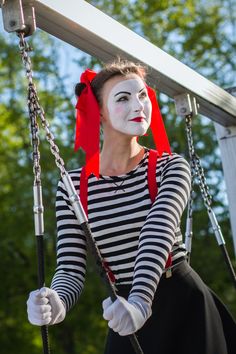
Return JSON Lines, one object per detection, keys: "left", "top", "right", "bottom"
{"left": 0, "top": 1, "right": 236, "bottom": 353}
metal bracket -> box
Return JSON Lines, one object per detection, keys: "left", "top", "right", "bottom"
{"left": 1, "top": 0, "right": 36, "bottom": 37}
{"left": 174, "top": 93, "right": 199, "bottom": 117}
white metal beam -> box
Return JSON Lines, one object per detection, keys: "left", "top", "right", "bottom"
{"left": 32, "top": 0, "right": 236, "bottom": 127}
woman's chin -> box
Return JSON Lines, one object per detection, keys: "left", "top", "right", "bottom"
{"left": 119, "top": 126, "right": 149, "bottom": 137}
{"left": 133, "top": 127, "right": 149, "bottom": 137}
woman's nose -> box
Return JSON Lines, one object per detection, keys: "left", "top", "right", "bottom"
{"left": 133, "top": 98, "right": 144, "bottom": 112}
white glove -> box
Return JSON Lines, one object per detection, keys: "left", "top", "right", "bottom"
{"left": 27, "top": 287, "right": 66, "bottom": 326}
{"left": 102, "top": 295, "right": 152, "bottom": 336}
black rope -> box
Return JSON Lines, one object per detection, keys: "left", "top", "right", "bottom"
{"left": 37, "top": 236, "right": 51, "bottom": 354}
{"left": 18, "top": 32, "right": 51, "bottom": 354}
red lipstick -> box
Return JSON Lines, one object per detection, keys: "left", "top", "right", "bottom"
{"left": 130, "top": 117, "right": 145, "bottom": 122}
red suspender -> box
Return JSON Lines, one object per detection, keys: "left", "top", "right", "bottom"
{"left": 79, "top": 149, "right": 172, "bottom": 268}
{"left": 80, "top": 166, "right": 88, "bottom": 216}
{"left": 147, "top": 149, "right": 158, "bottom": 203}
{"left": 147, "top": 150, "right": 172, "bottom": 269}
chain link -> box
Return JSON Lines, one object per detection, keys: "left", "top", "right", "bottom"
{"left": 185, "top": 114, "right": 212, "bottom": 210}
{"left": 18, "top": 33, "right": 66, "bottom": 178}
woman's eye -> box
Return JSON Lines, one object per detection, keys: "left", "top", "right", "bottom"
{"left": 117, "top": 96, "right": 128, "bottom": 102}
{"left": 139, "top": 91, "right": 147, "bottom": 99}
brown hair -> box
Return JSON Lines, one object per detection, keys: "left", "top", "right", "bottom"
{"left": 75, "top": 58, "right": 147, "bottom": 105}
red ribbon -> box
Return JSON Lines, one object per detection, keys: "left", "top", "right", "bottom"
{"left": 74, "top": 69, "right": 100, "bottom": 179}
{"left": 74, "top": 69, "right": 171, "bottom": 179}
{"left": 146, "top": 85, "right": 171, "bottom": 156}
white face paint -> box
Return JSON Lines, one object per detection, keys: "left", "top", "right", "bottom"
{"left": 106, "top": 77, "right": 152, "bottom": 136}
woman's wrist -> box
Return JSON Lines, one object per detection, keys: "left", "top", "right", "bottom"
{"left": 128, "top": 295, "right": 152, "bottom": 319}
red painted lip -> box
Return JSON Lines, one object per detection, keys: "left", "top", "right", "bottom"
{"left": 130, "top": 117, "right": 145, "bottom": 122}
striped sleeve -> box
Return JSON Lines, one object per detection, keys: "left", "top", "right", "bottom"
{"left": 129, "top": 154, "right": 191, "bottom": 303}
{"left": 50, "top": 173, "right": 87, "bottom": 311}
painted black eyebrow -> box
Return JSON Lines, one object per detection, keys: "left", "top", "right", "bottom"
{"left": 114, "top": 91, "right": 131, "bottom": 97}
{"left": 114, "top": 87, "right": 146, "bottom": 97}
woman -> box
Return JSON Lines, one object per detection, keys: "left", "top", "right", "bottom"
{"left": 27, "top": 59, "right": 236, "bottom": 354}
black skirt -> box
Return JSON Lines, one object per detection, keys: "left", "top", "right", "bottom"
{"left": 104, "top": 261, "right": 236, "bottom": 354}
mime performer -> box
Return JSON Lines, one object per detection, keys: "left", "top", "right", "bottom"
{"left": 27, "top": 59, "right": 236, "bottom": 354}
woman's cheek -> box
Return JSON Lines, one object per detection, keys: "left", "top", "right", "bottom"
{"left": 144, "top": 101, "right": 152, "bottom": 124}
{"left": 109, "top": 106, "right": 127, "bottom": 126}
{"left": 114, "top": 104, "right": 126, "bottom": 116}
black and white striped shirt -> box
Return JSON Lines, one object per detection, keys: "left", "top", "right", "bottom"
{"left": 51, "top": 149, "right": 191, "bottom": 310}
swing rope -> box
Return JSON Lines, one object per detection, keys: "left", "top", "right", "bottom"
{"left": 185, "top": 113, "right": 236, "bottom": 288}
{"left": 19, "top": 33, "right": 50, "bottom": 354}
{"left": 18, "top": 32, "right": 144, "bottom": 354}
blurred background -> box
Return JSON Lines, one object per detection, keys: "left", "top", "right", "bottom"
{"left": 0, "top": 1, "right": 236, "bottom": 353}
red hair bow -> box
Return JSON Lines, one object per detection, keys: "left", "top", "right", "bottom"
{"left": 74, "top": 69, "right": 100, "bottom": 178}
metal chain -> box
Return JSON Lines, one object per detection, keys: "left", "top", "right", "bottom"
{"left": 18, "top": 32, "right": 66, "bottom": 177}
{"left": 185, "top": 117, "right": 195, "bottom": 218}
{"left": 185, "top": 113, "right": 236, "bottom": 287}
{"left": 18, "top": 33, "right": 41, "bottom": 183}
{"left": 184, "top": 120, "right": 194, "bottom": 258}
{"left": 29, "top": 87, "right": 41, "bottom": 183}
{"left": 18, "top": 32, "right": 52, "bottom": 354}
{"left": 186, "top": 160, "right": 194, "bottom": 219}
{"left": 185, "top": 114, "right": 212, "bottom": 211}
{"left": 184, "top": 158, "right": 194, "bottom": 256}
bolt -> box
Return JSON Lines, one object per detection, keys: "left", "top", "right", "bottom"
{"left": 9, "top": 20, "right": 17, "bottom": 27}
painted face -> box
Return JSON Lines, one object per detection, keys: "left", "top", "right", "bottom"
{"left": 106, "top": 77, "right": 152, "bottom": 136}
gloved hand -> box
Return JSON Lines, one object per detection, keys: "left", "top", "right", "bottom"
{"left": 102, "top": 295, "right": 152, "bottom": 336}
{"left": 27, "top": 287, "right": 66, "bottom": 326}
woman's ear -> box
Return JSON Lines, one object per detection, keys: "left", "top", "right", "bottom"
{"left": 100, "top": 107, "right": 107, "bottom": 123}
{"left": 100, "top": 112, "right": 104, "bottom": 122}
